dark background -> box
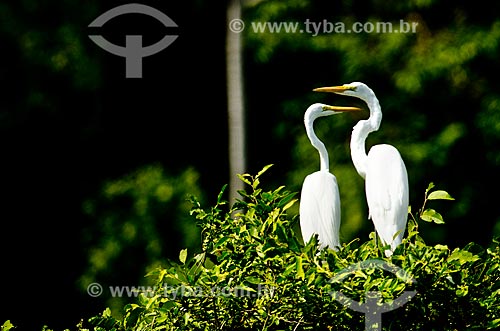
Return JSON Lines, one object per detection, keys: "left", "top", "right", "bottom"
{"left": 0, "top": 1, "right": 228, "bottom": 329}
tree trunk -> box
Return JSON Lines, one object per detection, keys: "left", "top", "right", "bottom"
{"left": 226, "top": 0, "right": 246, "bottom": 203}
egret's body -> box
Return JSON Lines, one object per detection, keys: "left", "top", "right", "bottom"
{"left": 314, "top": 82, "right": 409, "bottom": 256}
{"left": 299, "top": 103, "right": 360, "bottom": 250}
{"left": 364, "top": 144, "right": 408, "bottom": 254}
{"left": 300, "top": 171, "right": 340, "bottom": 250}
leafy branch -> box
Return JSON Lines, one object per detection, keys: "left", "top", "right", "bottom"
{"left": 409, "top": 182, "right": 455, "bottom": 225}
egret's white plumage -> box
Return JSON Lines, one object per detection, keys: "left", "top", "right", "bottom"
{"left": 314, "top": 82, "right": 409, "bottom": 256}
{"left": 299, "top": 103, "right": 360, "bottom": 250}
{"left": 365, "top": 144, "right": 408, "bottom": 254}
{"left": 300, "top": 167, "right": 341, "bottom": 250}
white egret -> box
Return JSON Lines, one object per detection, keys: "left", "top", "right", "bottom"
{"left": 300, "top": 103, "right": 361, "bottom": 250}
{"left": 314, "top": 83, "right": 409, "bottom": 256}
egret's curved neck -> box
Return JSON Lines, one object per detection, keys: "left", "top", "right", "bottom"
{"left": 350, "top": 96, "right": 382, "bottom": 179}
{"left": 305, "top": 117, "right": 329, "bottom": 171}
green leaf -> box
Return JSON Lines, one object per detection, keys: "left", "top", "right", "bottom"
{"left": 425, "top": 182, "right": 435, "bottom": 195}
{"left": 204, "top": 255, "right": 216, "bottom": 269}
{"left": 256, "top": 164, "right": 273, "bottom": 178}
{"left": 282, "top": 198, "right": 298, "bottom": 212}
{"left": 287, "top": 236, "right": 301, "bottom": 253}
{"left": 237, "top": 174, "right": 252, "bottom": 186}
{"left": 277, "top": 192, "right": 297, "bottom": 209}
{"left": 282, "top": 263, "right": 296, "bottom": 277}
{"left": 236, "top": 284, "right": 256, "bottom": 293}
{"left": 261, "top": 192, "right": 272, "bottom": 201}
{"left": 272, "top": 185, "right": 285, "bottom": 195}
{"left": 184, "top": 311, "right": 192, "bottom": 325}
{"left": 245, "top": 276, "right": 263, "bottom": 284}
{"left": 215, "top": 236, "right": 229, "bottom": 248}
{"left": 420, "top": 208, "right": 445, "bottom": 224}
{"left": 179, "top": 248, "right": 188, "bottom": 264}
{"left": 275, "top": 222, "right": 287, "bottom": 242}
{"left": 123, "top": 304, "right": 144, "bottom": 329}
{"left": 1, "top": 320, "right": 14, "bottom": 331}
{"left": 295, "top": 256, "right": 305, "bottom": 280}
{"left": 217, "top": 184, "right": 228, "bottom": 203}
{"left": 456, "top": 285, "right": 469, "bottom": 297}
{"left": 488, "top": 318, "right": 500, "bottom": 329}
{"left": 428, "top": 190, "right": 455, "bottom": 200}
{"left": 434, "top": 244, "right": 449, "bottom": 250}
{"left": 447, "top": 249, "right": 480, "bottom": 265}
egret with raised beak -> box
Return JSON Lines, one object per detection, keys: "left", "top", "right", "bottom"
{"left": 314, "top": 83, "right": 409, "bottom": 256}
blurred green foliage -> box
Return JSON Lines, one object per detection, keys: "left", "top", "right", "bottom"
{"left": 0, "top": 1, "right": 101, "bottom": 90}
{"left": 80, "top": 164, "right": 204, "bottom": 314}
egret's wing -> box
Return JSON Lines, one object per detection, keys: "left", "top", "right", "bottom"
{"left": 365, "top": 144, "right": 409, "bottom": 255}
{"left": 299, "top": 171, "right": 341, "bottom": 249}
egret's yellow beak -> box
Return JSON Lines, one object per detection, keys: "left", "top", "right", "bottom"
{"left": 322, "top": 105, "right": 361, "bottom": 112}
{"left": 313, "top": 85, "right": 353, "bottom": 93}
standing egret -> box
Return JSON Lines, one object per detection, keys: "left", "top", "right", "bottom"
{"left": 300, "top": 103, "right": 361, "bottom": 250}
{"left": 314, "top": 83, "right": 409, "bottom": 256}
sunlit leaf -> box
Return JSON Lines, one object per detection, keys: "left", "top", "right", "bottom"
{"left": 1, "top": 320, "right": 14, "bottom": 331}
{"left": 420, "top": 208, "right": 445, "bottom": 224}
{"left": 257, "top": 164, "right": 273, "bottom": 178}
{"left": 447, "top": 249, "right": 480, "bottom": 265}
{"left": 295, "top": 256, "right": 305, "bottom": 279}
{"left": 237, "top": 174, "right": 252, "bottom": 186}
{"left": 425, "top": 182, "right": 435, "bottom": 195}
{"left": 428, "top": 190, "right": 455, "bottom": 200}
{"left": 217, "top": 184, "right": 228, "bottom": 204}
{"left": 179, "top": 249, "right": 188, "bottom": 264}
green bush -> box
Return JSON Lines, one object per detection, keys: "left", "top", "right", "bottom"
{"left": 5, "top": 165, "right": 498, "bottom": 330}
{"left": 83, "top": 165, "right": 499, "bottom": 331}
